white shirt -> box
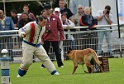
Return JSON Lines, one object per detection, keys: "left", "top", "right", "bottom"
{"left": 97, "top": 10, "right": 113, "bottom": 29}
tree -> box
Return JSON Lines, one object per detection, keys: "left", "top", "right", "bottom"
{"left": 0, "top": 1, "right": 44, "bottom": 16}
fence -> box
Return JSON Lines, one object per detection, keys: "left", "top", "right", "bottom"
{"left": 0, "top": 24, "right": 124, "bottom": 62}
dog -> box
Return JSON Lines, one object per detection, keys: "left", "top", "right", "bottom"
{"left": 66, "top": 48, "right": 103, "bottom": 74}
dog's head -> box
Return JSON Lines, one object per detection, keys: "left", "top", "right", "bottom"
{"left": 66, "top": 47, "right": 73, "bottom": 59}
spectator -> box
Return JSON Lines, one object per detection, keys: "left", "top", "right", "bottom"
{"left": 0, "top": 9, "right": 15, "bottom": 60}
{"left": 18, "top": 4, "right": 36, "bottom": 21}
{"left": 53, "top": 7, "right": 64, "bottom": 61}
{"left": 80, "top": 7, "right": 97, "bottom": 50}
{"left": 41, "top": 10, "right": 47, "bottom": 18}
{"left": 17, "top": 12, "right": 33, "bottom": 29}
{"left": 41, "top": 3, "right": 64, "bottom": 68}
{"left": 80, "top": 6, "right": 96, "bottom": 30}
{"left": 96, "top": 5, "right": 114, "bottom": 57}
{"left": 73, "top": 5, "right": 84, "bottom": 26}
{"left": 17, "top": 16, "right": 60, "bottom": 77}
{"left": 54, "top": 7, "right": 61, "bottom": 19}
{"left": 61, "top": 12, "right": 75, "bottom": 50}
{"left": 10, "top": 9, "right": 18, "bottom": 28}
{"left": 59, "top": 0, "right": 73, "bottom": 21}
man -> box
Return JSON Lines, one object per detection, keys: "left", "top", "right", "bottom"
{"left": 17, "top": 16, "right": 60, "bottom": 78}
{"left": 17, "top": 12, "right": 33, "bottom": 29}
{"left": 73, "top": 5, "right": 84, "bottom": 26}
{"left": 0, "top": 9, "right": 15, "bottom": 60}
{"left": 0, "top": 10, "right": 14, "bottom": 31}
{"left": 59, "top": 0, "right": 73, "bottom": 21}
{"left": 10, "top": 9, "right": 18, "bottom": 28}
{"left": 96, "top": 5, "right": 114, "bottom": 57}
{"left": 18, "top": 4, "right": 36, "bottom": 21}
{"left": 42, "top": 3, "right": 64, "bottom": 68}
{"left": 54, "top": 7, "right": 61, "bottom": 19}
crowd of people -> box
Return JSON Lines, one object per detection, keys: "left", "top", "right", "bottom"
{"left": 0, "top": 0, "right": 115, "bottom": 77}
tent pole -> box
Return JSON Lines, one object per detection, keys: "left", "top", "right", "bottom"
{"left": 3, "top": 0, "right": 6, "bottom": 15}
{"left": 116, "top": 0, "right": 122, "bottom": 58}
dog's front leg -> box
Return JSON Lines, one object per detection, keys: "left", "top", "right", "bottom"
{"left": 82, "top": 65, "right": 88, "bottom": 73}
{"left": 72, "top": 66, "right": 78, "bottom": 74}
{"left": 72, "top": 62, "right": 78, "bottom": 74}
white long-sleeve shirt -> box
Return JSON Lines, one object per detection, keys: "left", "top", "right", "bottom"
{"left": 62, "top": 19, "right": 75, "bottom": 40}
{"left": 62, "top": 19, "right": 75, "bottom": 28}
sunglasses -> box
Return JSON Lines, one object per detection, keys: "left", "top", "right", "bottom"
{"left": 78, "top": 8, "right": 82, "bottom": 9}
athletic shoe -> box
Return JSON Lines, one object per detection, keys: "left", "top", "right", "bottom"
{"left": 17, "top": 74, "right": 22, "bottom": 78}
{"left": 60, "top": 66, "right": 64, "bottom": 68}
{"left": 58, "top": 65, "right": 64, "bottom": 68}
{"left": 54, "top": 72, "right": 60, "bottom": 75}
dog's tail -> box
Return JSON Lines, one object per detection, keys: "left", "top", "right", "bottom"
{"left": 90, "top": 49, "right": 102, "bottom": 65}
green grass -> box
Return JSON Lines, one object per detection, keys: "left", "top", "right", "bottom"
{"left": 1, "top": 58, "right": 124, "bottom": 84}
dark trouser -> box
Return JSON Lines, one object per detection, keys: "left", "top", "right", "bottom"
{"left": 43, "top": 41, "right": 63, "bottom": 67}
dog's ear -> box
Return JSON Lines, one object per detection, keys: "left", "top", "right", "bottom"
{"left": 67, "top": 47, "right": 72, "bottom": 54}
{"left": 69, "top": 47, "right": 72, "bottom": 51}
{"left": 67, "top": 50, "right": 71, "bottom": 54}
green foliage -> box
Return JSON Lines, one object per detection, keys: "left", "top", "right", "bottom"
{"left": 0, "top": 58, "right": 124, "bottom": 84}
{"left": 0, "top": 1, "right": 43, "bottom": 16}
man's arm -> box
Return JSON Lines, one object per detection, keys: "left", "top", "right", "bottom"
{"left": 18, "top": 23, "right": 31, "bottom": 37}
{"left": 106, "top": 15, "right": 113, "bottom": 24}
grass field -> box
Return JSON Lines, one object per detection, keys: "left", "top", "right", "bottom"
{"left": 1, "top": 58, "right": 124, "bottom": 84}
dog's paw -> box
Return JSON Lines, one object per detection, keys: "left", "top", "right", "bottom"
{"left": 84, "top": 71, "right": 88, "bottom": 73}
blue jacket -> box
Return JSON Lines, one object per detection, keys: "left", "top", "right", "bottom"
{"left": 0, "top": 17, "right": 14, "bottom": 31}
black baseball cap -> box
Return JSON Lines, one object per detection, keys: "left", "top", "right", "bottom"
{"left": 44, "top": 3, "right": 51, "bottom": 10}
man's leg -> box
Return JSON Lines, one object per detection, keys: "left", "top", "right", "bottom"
{"left": 17, "top": 43, "right": 34, "bottom": 77}
{"left": 35, "top": 45, "right": 59, "bottom": 75}
{"left": 105, "top": 31, "right": 113, "bottom": 56}
{"left": 41, "top": 41, "right": 50, "bottom": 68}
{"left": 52, "top": 41, "right": 64, "bottom": 67}
{"left": 97, "top": 31, "right": 104, "bottom": 56}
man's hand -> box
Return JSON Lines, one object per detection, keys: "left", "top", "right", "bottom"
{"left": 21, "top": 32, "right": 26, "bottom": 38}
{"left": 66, "top": 25, "right": 70, "bottom": 29}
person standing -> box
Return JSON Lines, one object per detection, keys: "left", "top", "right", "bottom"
{"left": 59, "top": 0, "right": 73, "bottom": 22}
{"left": 18, "top": 4, "right": 36, "bottom": 21}
{"left": 17, "top": 16, "right": 60, "bottom": 77}
{"left": 96, "top": 5, "right": 114, "bottom": 57}
{"left": 42, "top": 3, "right": 64, "bottom": 68}
{"left": 53, "top": 7, "right": 64, "bottom": 61}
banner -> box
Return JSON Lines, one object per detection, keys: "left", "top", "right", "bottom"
{"left": 118, "top": 0, "right": 124, "bottom": 24}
